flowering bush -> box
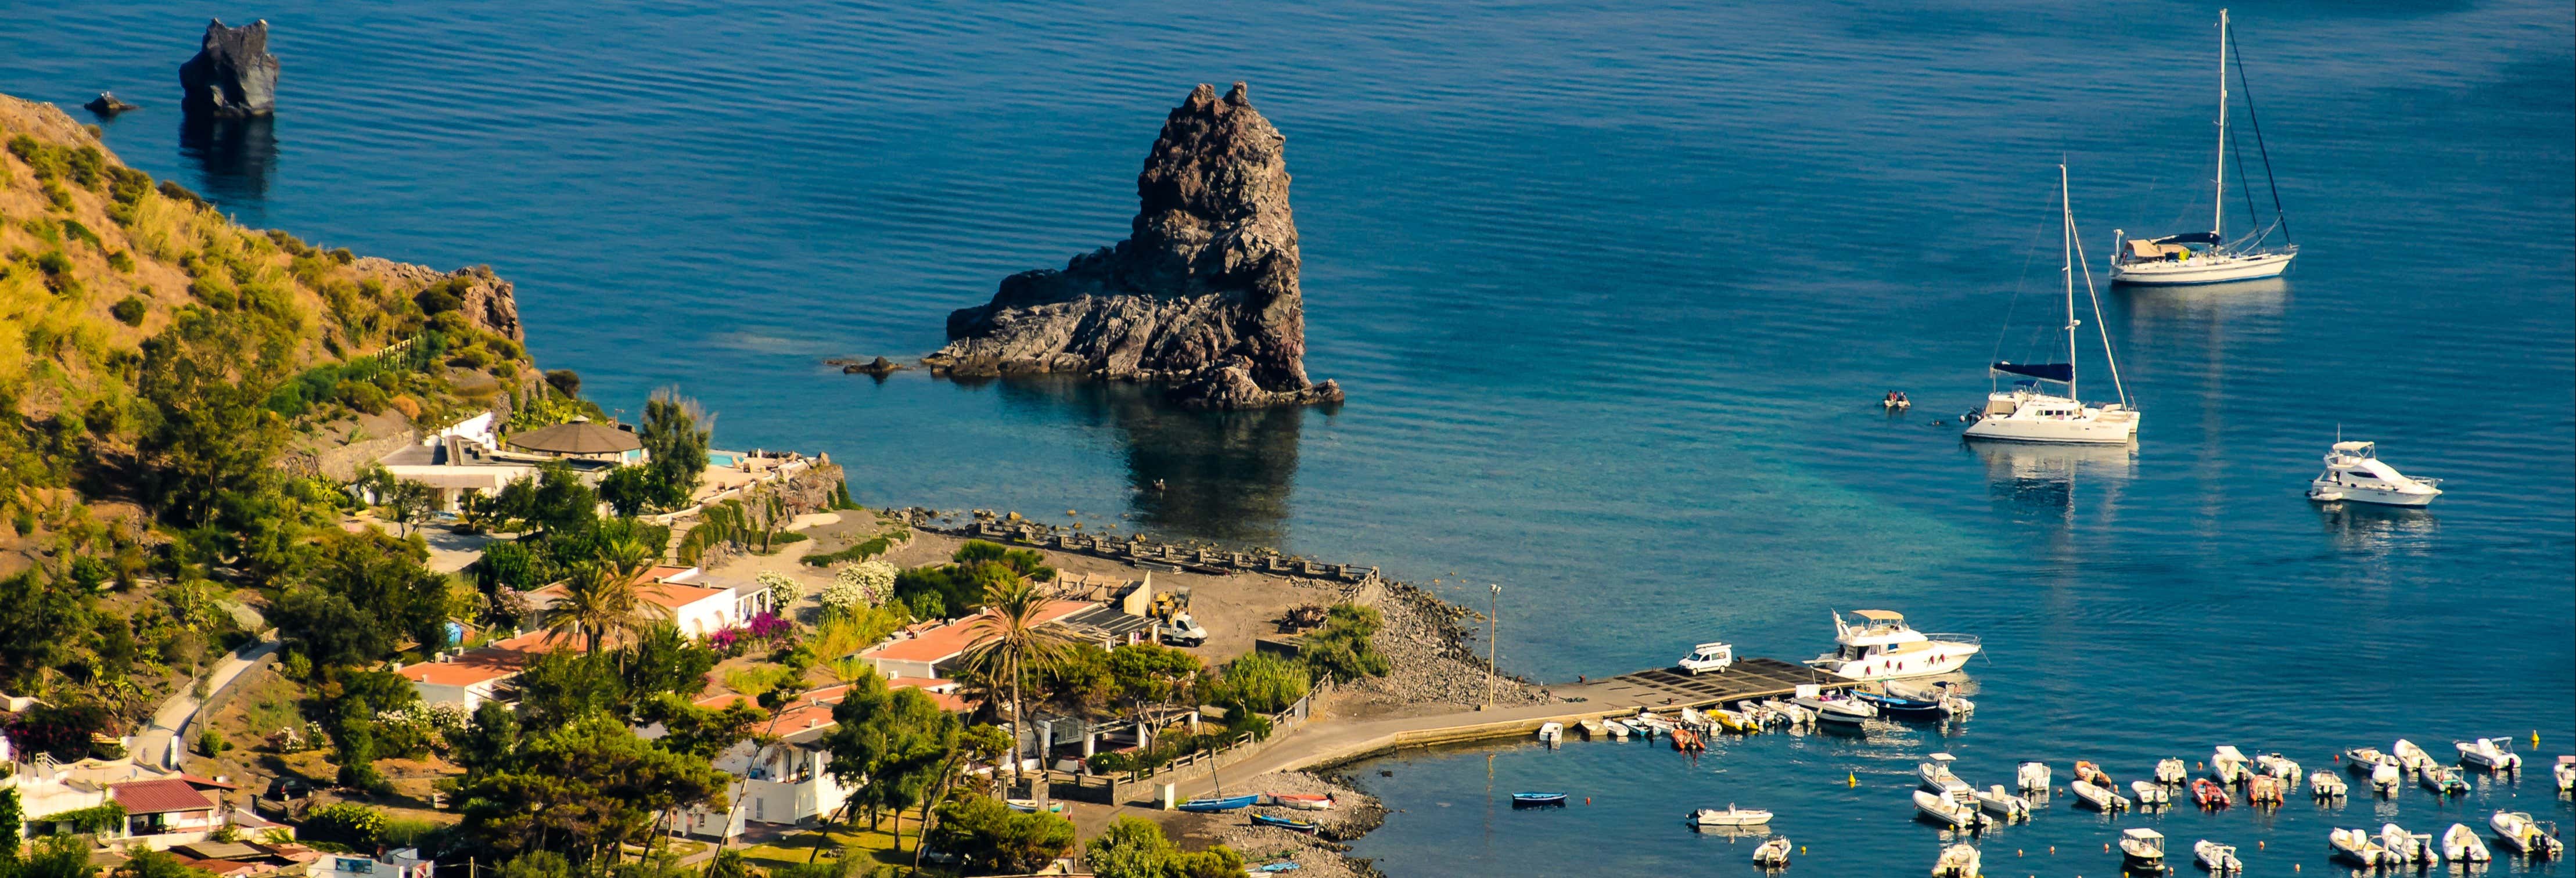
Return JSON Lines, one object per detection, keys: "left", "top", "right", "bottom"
{"left": 707, "top": 628, "right": 746, "bottom": 657}
{"left": 373, "top": 703, "right": 469, "bottom": 755}
{"left": 745, "top": 611, "right": 795, "bottom": 644}
{"left": 755, "top": 570, "right": 802, "bottom": 608}
{"left": 822, "top": 560, "right": 894, "bottom": 611}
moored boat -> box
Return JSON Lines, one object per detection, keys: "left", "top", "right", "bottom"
{"left": 2108, "top": 10, "right": 2298, "bottom": 287}
{"left": 2118, "top": 827, "right": 2167, "bottom": 871}
{"left": 2255, "top": 752, "right": 2301, "bottom": 784}
{"left": 2191, "top": 778, "right": 2231, "bottom": 809}
{"left": 1688, "top": 804, "right": 1774, "bottom": 827}
{"left": 1536, "top": 722, "right": 1562, "bottom": 744}
{"left": 2016, "top": 761, "right": 2051, "bottom": 791}
{"left": 1511, "top": 791, "right": 1568, "bottom": 808}
{"left": 2392, "top": 739, "right": 2437, "bottom": 773}
{"left": 1918, "top": 753, "right": 1963, "bottom": 790}
{"left": 1914, "top": 789, "right": 1992, "bottom": 830}
{"left": 1974, "top": 785, "right": 2031, "bottom": 821}
{"left": 2442, "top": 823, "right": 2492, "bottom": 863}
{"left": 2074, "top": 760, "right": 2115, "bottom": 788}
{"left": 2129, "top": 780, "right": 2169, "bottom": 807}
{"left": 2069, "top": 779, "right": 2131, "bottom": 812}
{"left": 2308, "top": 770, "right": 2347, "bottom": 798}
{"left": 2193, "top": 839, "right": 2243, "bottom": 873}
{"left": 1710, "top": 707, "right": 1761, "bottom": 735}
{"left": 2308, "top": 440, "right": 2442, "bottom": 506}
{"left": 1578, "top": 718, "right": 1606, "bottom": 740}
{"left": 2369, "top": 758, "right": 2402, "bottom": 793}
{"left": 2211, "top": 746, "right": 2251, "bottom": 783}
{"left": 1966, "top": 167, "right": 2141, "bottom": 444}
{"left": 2342, "top": 746, "right": 2388, "bottom": 771}
{"left": 2491, "top": 810, "right": 2563, "bottom": 858}
{"left": 2420, "top": 764, "right": 2469, "bottom": 797}
{"left": 2153, "top": 757, "right": 2187, "bottom": 785}
{"left": 1752, "top": 836, "right": 1792, "bottom": 868}
{"left": 1251, "top": 813, "right": 1320, "bottom": 834}
{"left": 1805, "top": 609, "right": 1982, "bottom": 681}
{"left": 2456, "top": 737, "right": 2523, "bottom": 771}
{"left": 2556, "top": 755, "right": 2574, "bottom": 792}
{"left": 2246, "top": 774, "right": 2286, "bottom": 805}
{"left": 2380, "top": 822, "right": 2438, "bottom": 867}
{"left": 1268, "top": 793, "right": 1333, "bottom": 811}
{"left": 2330, "top": 827, "right": 2388, "bottom": 866}
{"left": 1177, "top": 794, "right": 1259, "bottom": 813}
{"left": 1931, "top": 843, "right": 1981, "bottom": 878}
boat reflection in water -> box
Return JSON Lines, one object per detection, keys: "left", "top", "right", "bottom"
{"left": 1969, "top": 440, "right": 2136, "bottom": 524}
{"left": 2316, "top": 501, "right": 2438, "bottom": 556}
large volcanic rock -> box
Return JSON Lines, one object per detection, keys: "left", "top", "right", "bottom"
{"left": 926, "top": 82, "right": 1341, "bottom": 409}
{"left": 178, "top": 19, "right": 279, "bottom": 118}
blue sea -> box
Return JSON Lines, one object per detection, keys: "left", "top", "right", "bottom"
{"left": 9, "top": 2, "right": 2570, "bottom": 873}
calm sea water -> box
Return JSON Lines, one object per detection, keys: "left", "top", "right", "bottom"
{"left": 9, "top": 2, "right": 2570, "bottom": 873}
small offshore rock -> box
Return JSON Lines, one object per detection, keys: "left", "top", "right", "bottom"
{"left": 828, "top": 355, "right": 906, "bottom": 376}
{"left": 82, "top": 92, "right": 139, "bottom": 116}
{"left": 178, "top": 19, "right": 280, "bottom": 118}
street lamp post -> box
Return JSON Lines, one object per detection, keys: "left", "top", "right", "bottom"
{"left": 1486, "top": 583, "right": 1501, "bottom": 710}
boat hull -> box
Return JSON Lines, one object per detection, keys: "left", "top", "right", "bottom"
{"left": 1176, "top": 794, "right": 1259, "bottom": 813}
{"left": 2111, "top": 250, "right": 2294, "bottom": 285}
{"left": 1963, "top": 409, "right": 2140, "bottom": 444}
{"left": 2309, "top": 480, "right": 2439, "bottom": 506}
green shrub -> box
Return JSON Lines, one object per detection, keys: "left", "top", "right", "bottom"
{"left": 799, "top": 536, "right": 890, "bottom": 567}
{"left": 301, "top": 801, "right": 388, "bottom": 847}
{"left": 111, "top": 295, "right": 148, "bottom": 326}
{"left": 929, "top": 795, "right": 1075, "bottom": 875}
{"left": 1298, "top": 604, "right": 1391, "bottom": 681}
{"left": 1087, "top": 816, "right": 1243, "bottom": 878}
{"left": 1210, "top": 651, "right": 1309, "bottom": 715}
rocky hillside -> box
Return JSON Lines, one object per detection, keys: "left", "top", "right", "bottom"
{"left": 0, "top": 91, "right": 533, "bottom": 576}
{"left": 926, "top": 82, "right": 1341, "bottom": 409}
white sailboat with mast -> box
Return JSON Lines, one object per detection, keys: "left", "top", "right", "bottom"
{"left": 2112, "top": 9, "right": 2297, "bottom": 285}
{"left": 1964, "top": 165, "right": 2140, "bottom": 445}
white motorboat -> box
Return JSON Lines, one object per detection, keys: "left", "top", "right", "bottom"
{"left": 2381, "top": 822, "right": 2439, "bottom": 867}
{"left": 2255, "top": 752, "right": 2301, "bottom": 784}
{"left": 1536, "top": 722, "right": 1562, "bottom": 744}
{"left": 1974, "top": 785, "right": 2031, "bottom": 821}
{"left": 2330, "top": 827, "right": 2388, "bottom": 866}
{"left": 1578, "top": 718, "right": 1607, "bottom": 740}
{"left": 2016, "top": 761, "right": 2051, "bottom": 791}
{"left": 2153, "top": 757, "right": 2187, "bottom": 785}
{"left": 1805, "top": 609, "right": 1982, "bottom": 681}
{"left": 2193, "top": 839, "right": 2243, "bottom": 873}
{"left": 1689, "top": 804, "right": 1774, "bottom": 827}
{"left": 2557, "top": 755, "right": 2575, "bottom": 792}
{"left": 1752, "top": 836, "right": 1792, "bottom": 868}
{"left": 2456, "top": 737, "right": 2523, "bottom": 771}
{"left": 2392, "top": 739, "right": 2437, "bottom": 772}
{"left": 2420, "top": 764, "right": 2470, "bottom": 796}
{"left": 2309, "top": 440, "right": 2442, "bottom": 506}
{"left": 2119, "top": 828, "right": 2167, "bottom": 871}
{"left": 1602, "top": 718, "right": 1632, "bottom": 740}
{"left": 2129, "top": 780, "right": 2169, "bottom": 807}
{"left": 1791, "top": 690, "right": 1877, "bottom": 725}
{"left": 2369, "top": 758, "right": 2402, "bottom": 793}
{"left": 2211, "top": 746, "right": 2252, "bottom": 783}
{"left": 1918, "top": 753, "right": 1963, "bottom": 790}
{"left": 2110, "top": 10, "right": 2297, "bottom": 286}
{"left": 1913, "top": 789, "right": 1991, "bottom": 830}
{"left": 2308, "top": 770, "right": 2347, "bottom": 798}
{"left": 1965, "top": 167, "right": 2141, "bottom": 445}
{"left": 2068, "top": 779, "right": 2131, "bottom": 812}
{"left": 1677, "top": 641, "right": 1736, "bottom": 674}
{"left": 1931, "top": 843, "right": 1980, "bottom": 878}
{"left": 2442, "top": 823, "right": 2492, "bottom": 863}
{"left": 2491, "top": 810, "right": 2564, "bottom": 858}
{"left": 1627, "top": 713, "right": 1671, "bottom": 736}
{"left": 2343, "top": 746, "right": 2389, "bottom": 769}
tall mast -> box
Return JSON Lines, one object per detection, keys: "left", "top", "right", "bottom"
{"left": 2213, "top": 9, "right": 2230, "bottom": 239}
{"left": 2061, "top": 164, "right": 2077, "bottom": 402}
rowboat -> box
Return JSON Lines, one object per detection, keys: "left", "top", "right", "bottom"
{"left": 1752, "top": 836, "right": 1792, "bottom": 868}
{"left": 2193, "top": 839, "right": 2243, "bottom": 873}
{"left": 1176, "top": 794, "right": 1258, "bottom": 813}
{"left": 1268, "top": 793, "right": 1333, "bottom": 811}
{"left": 2068, "top": 778, "right": 2131, "bottom": 812}
{"left": 2491, "top": 810, "right": 2564, "bottom": 858}
{"left": 1511, "top": 792, "right": 1568, "bottom": 808}
{"left": 1688, "top": 804, "right": 1774, "bottom": 827}
{"left": 2442, "top": 822, "right": 2491, "bottom": 862}
{"left": 1251, "top": 813, "right": 1320, "bottom": 834}
{"left": 2191, "top": 778, "right": 2230, "bottom": 808}
{"left": 2329, "top": 827, "right": 2387, "bottom": 866}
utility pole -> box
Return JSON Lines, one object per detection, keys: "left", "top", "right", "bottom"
{"left": 1486, "top": 583, "right": 1501, "bottom": 710}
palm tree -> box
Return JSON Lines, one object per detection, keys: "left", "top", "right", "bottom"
{"left": 536, "top": 558, "right": 673, "bottom": 654}
{"left": 957, "top": 577, "right": 1077, "bottom": 796}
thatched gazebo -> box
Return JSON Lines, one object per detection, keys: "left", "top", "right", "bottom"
{"left": 505, "top": 419, "right": 641, "bottom": 459}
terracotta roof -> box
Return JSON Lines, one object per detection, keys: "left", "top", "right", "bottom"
{"left": 398, "top": 629, "right": 559, "bottom": 687}
{"left": 111, "top": 778, "right": 214, "bottom": 814}
{"left": 526, "top": 571, "right": 729, "bottom": 611}
{"left": 864, "top": 602, "right": 1094, "bottom": 663}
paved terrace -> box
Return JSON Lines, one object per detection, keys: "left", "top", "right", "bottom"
{"left": 1177, "top": 658, "right": 1853, "bottom": 798}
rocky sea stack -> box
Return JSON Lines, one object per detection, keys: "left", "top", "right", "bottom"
{"left": 178, "top": 19, "right": 279, "bottom": 118}
{"left": 926, "top": 82, "right": 1342, "bottom": 410}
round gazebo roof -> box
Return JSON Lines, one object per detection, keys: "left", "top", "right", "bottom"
{"left": 506, "top": 419, "right": 641, "bottom": 455}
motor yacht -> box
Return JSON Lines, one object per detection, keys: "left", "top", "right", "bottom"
{"left": 1805, "top": 609, "right": 1981, "bottom": 681}
{"left": 2308, "top": 440, "right": 2442, "bottom": 506}
{"left": 1966, "top": 166, "right": 2140, "bottom": 445}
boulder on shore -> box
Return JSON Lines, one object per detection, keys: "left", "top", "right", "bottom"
{"left": 82, "top": 92, "right": 139, "bottom": 116}
{"left": 178, "top": 19, "right": 279, "bottom": 118}
{"left": 925, "top": 81, "right": 1342, "bottom": 410}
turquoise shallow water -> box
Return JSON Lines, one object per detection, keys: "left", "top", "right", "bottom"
{"left": 7, "top": 1, "right": 2570, "bottom": 872}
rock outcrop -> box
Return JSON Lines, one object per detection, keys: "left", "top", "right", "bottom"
{"left": 926, "top": 82, "right": 1341, "bottom": 409}
{"left": 178, "top": 19, "right": 279, "bottom": 118}
{"left": 82, "top": 92, "right": 139, "bottom": 116}
{"left": 353, "top": 259, "right": 526, "bottom": 343}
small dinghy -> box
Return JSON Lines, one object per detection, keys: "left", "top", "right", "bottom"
{"left": 2193, "top": 839, "right": 2243, "bottom": 873}
{"left": 1005, "top": 798, "right": 1065, "bottom": 813}
{"left": 2330, "top": 827, "right": 2388, "bottom": 866}
{"left": 1974, "top": 785, "right": 2030, "bottom": 821}
{"left": 1802, "top": 696, "right": 1874, "bottom": 727}
{"left": 2343, "top": 746, "right": 2389, "bottom": 771}
{"left": 1269, "top": 793, "right": 1333, "bottom": 811}
{"left": 2246, "top": 774, "right": 2286, "bottom": 805}
{"left": 1578, "top": 718, "right": 1607, "bottom": 740}
{"left": 2368, "top": 757, "right": 2403, "bottom": 793}
{"left": 2118, "top": 828, "right": 2167, "bottom": 871}
{"left": 1857, "top": 686, "right": 1946, "bottom": 719}
{"left": 2381, "top": 822, "right": 2438, "bottom": 867}
{"left": 1918, "top": 753, "right": 1963, "bottom": 790}
{"left": 2392, "top": 739, "right": 2437, "bottom": 773}
{"left": 2153, "top": 757, "right": 2187, "bottom": 785}
{"left": 2442, "top": 822, "right": 2492, "bottom": 862}
{"left": 1251, "top": 813, "right": 1321, "bottom": 834}
{"left": 2129, "top": 780, "right": 2169, "bottom": 807}
{"left": 2211, "top": 746, "right": 2251, "bottom": 783}
{"left": 1884, "top": 390, "right": 1913, "bottom": 411}
{"left": 2557, "top": 755, "right": 2575, "bottom": 793}
{"left": 2456, "top": 737, "right": 2523, "bottom": 771}
{"left": 1930, "top": 843, "right": 1981, "bottom": 878}
{"left": 1752, "top": 836, "right": 1793, "bottom": 868}
{"left": 1914, "top": 789, "right": 1992, "bottom": 830}
{"left": 1627, "top": 713, "right": 1673, "bottom": 736}
{"left": 2307, "top": 770, "right": 2347, "bottom": 798}
{"left": 1711, "top": 707, "right": 1761, "bottom": 735}
{"left": 2068, "top": 778, "right": 2131, "bottom": 812}
{"left": 1689, "top": 804, "right": 1774, "bottom": 827}
{"left": 2074, "top": 760, "right": 2115, "bottom": 788}
{"left": 1536, "top": 722, "right": 1563, "bottom": 744}
{"left": 2191, "top": 778, "right": 2231, "bottom": 809}
{"left": 2491, "top": 810, "right": 2564, "bottom": 858}
{"left": 1603, "top": 718, "right": 1632, "bottom": 740}
{"left": 2255, "top": 752, "right": 2302, "bottom": 784}
{"left": 1511, "top": 791, "right": 1568, "bottom": 808}
{"left": 2016, "top": 761, "right": 2051, "bottom": 791}
{"left": 1177, "top": 794, "right": 1259, "bottom": 812}
{"left": 2420, "top": 764, "right": 2470, "bottom": 797}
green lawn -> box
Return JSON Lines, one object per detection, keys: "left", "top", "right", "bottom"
{"left": 736, "top": 815, "right": 936, "bottom": 873}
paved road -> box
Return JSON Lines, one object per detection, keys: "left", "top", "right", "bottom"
{"left": 131, "top": 635, "right": 280, "bottom": 771}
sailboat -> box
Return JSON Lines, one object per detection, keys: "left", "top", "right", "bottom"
{"left": 1964, "top": 165, "right": 2142, "bottom": 445}
{"left": 2111, "top": 9, "right": 2298, "bottom": 285}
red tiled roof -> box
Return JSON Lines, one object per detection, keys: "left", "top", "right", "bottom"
{"left": 864, "top": 601, "right": 1093, "bottom": 663}
{"left": 111, "top": 778, "right": 214, "bottom": 814}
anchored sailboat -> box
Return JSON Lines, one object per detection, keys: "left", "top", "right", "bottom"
{"left": 1965, "top": 166, "right": 2140, "bottom": 445}
{"left": 2111, "top": 9, "right": 2297, "bottom": 285}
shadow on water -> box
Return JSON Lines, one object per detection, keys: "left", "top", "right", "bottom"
{"left": 982, "top": 376, "right": 1303, "bottom": 548}
{"left": 178, "top": 113, "right": 275, "bottom": 208}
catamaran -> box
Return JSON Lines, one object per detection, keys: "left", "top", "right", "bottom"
{"left": 1965, "top": 165, "right": 2139, "bottom": 445}
{"left": 2111, "top": 9, "right": 2298, "bottom": 285}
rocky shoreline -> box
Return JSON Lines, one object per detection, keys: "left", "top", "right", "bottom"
{"left": 1187, "top": 771, "right": 1389, "bottom": 878}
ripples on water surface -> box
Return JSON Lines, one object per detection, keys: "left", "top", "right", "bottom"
{"left": 6, "top": 1, "right": 2567, "bottom": 872}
